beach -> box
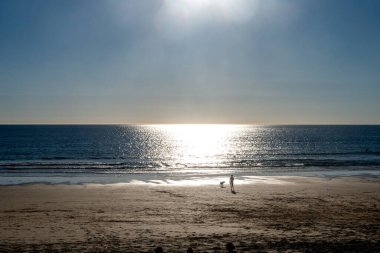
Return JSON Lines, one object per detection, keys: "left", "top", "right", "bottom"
{"left": 0, "top": 176, "right": 379, "bottom": 252}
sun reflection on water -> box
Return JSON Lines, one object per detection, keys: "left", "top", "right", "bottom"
{"left": 149, "top": 124, "right": 244, "bottom": 167}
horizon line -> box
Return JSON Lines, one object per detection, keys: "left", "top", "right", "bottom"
{"left": 1, "top": 123, "right": 380, "bottom": 126}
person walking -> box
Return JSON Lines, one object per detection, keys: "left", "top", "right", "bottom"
{"left": 229, "top": 175, "right": 235, "bottom": 193}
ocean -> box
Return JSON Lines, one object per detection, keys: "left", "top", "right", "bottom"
{"left": 0, "top": 125, "right": 379, "bottom": 185}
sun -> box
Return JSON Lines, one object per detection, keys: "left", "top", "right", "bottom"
{"left": 166, "top": 0, "right": 251, "bottom": 17}
{"left": 158, "top": 0, "right": 255, "bottom": 32}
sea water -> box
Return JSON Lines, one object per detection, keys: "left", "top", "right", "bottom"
{"left": 0, "top": 125, "right": 379, "bottom": 185}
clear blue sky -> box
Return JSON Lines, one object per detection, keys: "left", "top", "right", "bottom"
{"left": 1, "top": 0, "right": 379, "bottom": 124}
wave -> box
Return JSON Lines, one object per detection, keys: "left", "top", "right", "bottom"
{"left": 1, "top": 150, "right": 379, "bottom": 162}
{"left": 1, "top": 158, "right": 380, "bottom": 171}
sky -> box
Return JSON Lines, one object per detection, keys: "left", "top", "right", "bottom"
{"left": 0, "top": 0, "right": 379, "bottom": 124}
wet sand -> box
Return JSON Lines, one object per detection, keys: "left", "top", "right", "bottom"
{"left": 0, "top": 176, "right": 379, "bottom": 252}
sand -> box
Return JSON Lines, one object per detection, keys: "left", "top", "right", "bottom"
{"left": 0, "top": 176, "right": 379, "bottom": 252}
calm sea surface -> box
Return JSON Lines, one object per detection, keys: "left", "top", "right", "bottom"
{"left": 0, "top": 125, "right": 379, "bottom": 184}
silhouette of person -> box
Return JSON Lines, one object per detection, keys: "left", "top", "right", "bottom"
{"left": 226, "top": 242, "right": 236, "bottom": 252}
{"left": 229, "top": 175, "right": 235, "bottom": 193}
{"left": 187, "top": 247, "right": 194, "bottom": 253}
{"left": 154, "top": 246, "right": 163, "bottom": 253}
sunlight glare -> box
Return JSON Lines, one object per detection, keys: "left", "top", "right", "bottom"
{"left": 157, "top": 0, "right": 257, "bottom": 37}
{"left": 156, "top": 124, "right": 240, "bottom": 166}
{"left": 167, "top": 0, "right": 255, "bottom": 21}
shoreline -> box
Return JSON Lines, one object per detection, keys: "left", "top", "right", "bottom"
{"left": 0, "top": 169, "right": 379, "bottom": 186}
{"left": 0, "top": 176, "right": 379, "bottom": 252}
